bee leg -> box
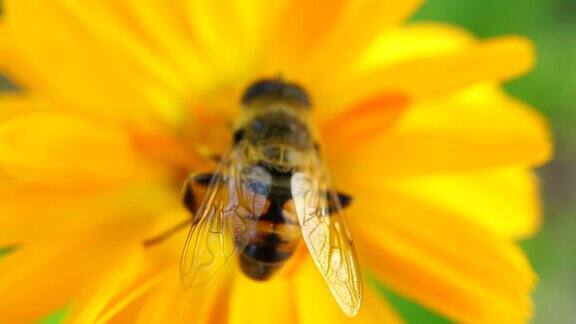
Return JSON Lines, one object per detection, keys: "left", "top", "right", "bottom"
{"left": 143, "top": 173, "right": 214, "bottom": 248}
{"left": 336, "top": 192, "right": 352, "bottom": 209}
{"left": 328, "top": 191, "right": 352, "bottom": 214}
{"left": 182, "top": 172, "right": 214, "bottom": 214}
{"left": 142, "top": 219, "right": 191, "bottom": 248}
{"left": 207, "top": 154, "right": 222, "bottom": 162}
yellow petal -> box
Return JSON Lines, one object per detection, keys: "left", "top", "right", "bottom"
{"left": 385, "top": 167, "right": 541, "bottom": 238}
{"left": 100, "top": 248, "right": 232, "bottom": 324}
{"left": 185, "top": 0, "right": 279, "bottom": 86}
{"left": 0, "top": 112, "right": 162, "bottom": 185}
{"left": 312, "top": 22, "right": 474, "bottom": 119}
{"left": 0, "top": 93, "right": 42, "bottom": 120}
{"left": 320, "top": 93, "right": 409, "bottom": 151}
{"left": 262, "top": 0, "right": 423, "bottom": 78}
{"left": 132, "top": 274, "right": 231, "bottom": 324}
{"left": 123, "top": 272, "right": 231, "bottom": 324}
{"left": 330, "top": 85, "right": 551, "bottom": 180}
{"left": 351, "top": 188, "right": 535, "bottom": 323}
{"left": 120, "top": 0, "right": 212, "bottom": 91}
{"left": 355, "top": 285, "right": 404, "bottom": 324}
{"left": 129, "top": 276, "right": 191, "bottom": 324}
{"left": 0, "top": 184, "right": 97, "bottom": 246}
{"left": 2, "top": 1, "right": 185, "bottom": 124}
{"left": 293, "top": 257, "right": 349, "bottom": 323}
{"left": 69, "top": 251, "right": 149, "bottom": 324}
{"left": 229, "top": 274, "right": 297, "bottom": 324}
{"left": 0, "top": 18, "right": 44, "bottom": 89}
{"left": 51, "top": 0, "right": 186, "bottom": 92}
{"left": 287, "top": 0, "right": 423, "bottom": 79}
{"left": 0, "top": 24, "right": 10, "bottom": 69}
{"left": 356, "top": 23, "right": 477, "bottom": 74}
{"left": 0, "top": 215, "right": 152, "bottom": 322}
{"left": 0, "top": 182, "right": 177, "bottom": 246}
{"left": 260, "top": 0, "right": 349, "bottom": 75}
{"left": 293, "top": 258, "right": 403, "bottom": 323}
{"left": 324, "top": 36, "right": 535, "bottom": 110}
{"left": 71, "top": 210, "right": 218, "bottom": 324}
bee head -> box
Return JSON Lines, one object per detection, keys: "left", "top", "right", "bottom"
{"left": 241, "top": 79, "right": 311, "bottom": 109}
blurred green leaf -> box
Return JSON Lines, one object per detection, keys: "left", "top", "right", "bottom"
{"left": 39, "top": 307, "right": 69, "bottom": 324}
{"left": 373, "top": 277, "right": 452, "bottom": 323}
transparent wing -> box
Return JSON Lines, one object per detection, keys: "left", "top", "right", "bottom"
{"left": 291, "top": 154, "right": 363, "bottom": 317}
{"left": 180, "top": 144, "right": 272, "bottom": 289}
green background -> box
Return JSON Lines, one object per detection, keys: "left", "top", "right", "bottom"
{"left": 1, "top": 0, "right": 575, "bottom": 323}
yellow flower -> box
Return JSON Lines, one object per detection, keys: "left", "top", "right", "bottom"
{"left": 0, "top": 1, "right": 551, "bottom": 323}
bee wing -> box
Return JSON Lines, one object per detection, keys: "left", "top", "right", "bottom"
{"left": 180, "top": 145, "right": 272, "bottom": 289}
{"left": 291, "top": 155, "right": 363, "bottom": 317}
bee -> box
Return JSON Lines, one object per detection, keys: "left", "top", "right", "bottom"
{"left": 180, "top": 79, "right": 362, "bottom": 316}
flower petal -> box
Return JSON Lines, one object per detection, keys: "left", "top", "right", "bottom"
{"left": 185, "top": 0, "right": 281, "bottom": 86}
{"left": 320, "top": 93, "right": 409, "bottom": 150}
{"left": 0, "top": 216, "right": 152, "bottom": 322}
{"left": 351, "top": 188, "right": 535, "bottom": 322}
{"left": 330, "top": 85, "right": 551, "bottom": 180}
{"left": 111, "top": 0, "right": 213, "bottom": 91}
{"left": 293, "top": 259, "right": 403, "bottom": 323}
{"left": 293, "top": 258, "right": 350, "bottom": 323}
{"left": 0, "top": 93, "right": 42, "bottom": 120}
{"left": 2, "top": 0, "right": 186, "bottom": 124}
{"left": 384, "top": 167, "right": 541, "bottom": 238}
{"left": 128, "top": 276, "right": 194, "bottom": 324}
{"left": 0, "top": 184, "right": 99, "bottom": 246}
{"left": 0, "top": 24, "right": 40, "bottom": 88}
{"left": 274, "top": 0, "right": 423, "bottom": 79}
{"left": 355, "top": 285, "right": 404, "bottom": 324}
{"left": 68, "top": 251, "right": 150, "bottom": 323}
{"left": 356, "top": 23, "right": 477, "bottom": 74}
{"left": 0, "top": 112, "right": 163, "bottom": 185}
{"left": 229, "top": 274, "right": 297, "bottom": 324}
{"left": 123, "top": 273, "right": 231, "bottom": 324}
{"left": 324, "top": 35, "right": 535, "bottom": 110}
{"left": 0, "top": 183, "right": 177, "bottom": 246}
{"left": 69, "top": 209, "right": 217, "bottom": 323}
{"left": 259, "top": 0, "right": 348, "bottom": 74}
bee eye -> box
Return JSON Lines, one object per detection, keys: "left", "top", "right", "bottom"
{"left": 241, "top": 79, "right": 311, "bottom": 108}
{"left": 251, "top": 118, "right": 266, "bottom": 134}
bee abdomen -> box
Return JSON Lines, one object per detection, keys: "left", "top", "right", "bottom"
{"left": 239, "top": 232, "right": 296, "bottom": 280}
{"left": 239, "top": 253, "right": 285, "bottom": 281}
